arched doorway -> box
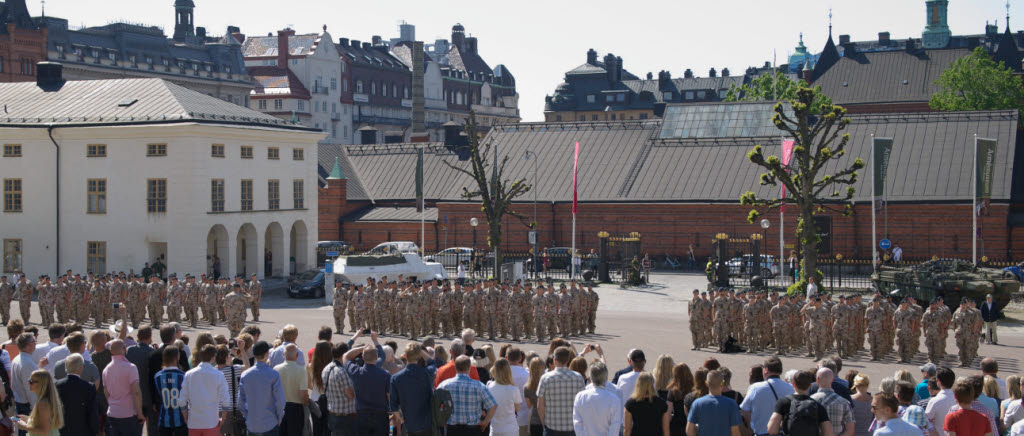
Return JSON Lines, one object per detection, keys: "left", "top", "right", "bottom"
{"left": 264, "top": 222, "right": 285, "bottom": 278}
{"left": 290, "top": 220, "right": 309, "bottom": 274}
{"left": 236, "top": 223, "right": 259, "bottom": 278}
{"left": 206, "top": 225, "right": 229, "bottom": 279}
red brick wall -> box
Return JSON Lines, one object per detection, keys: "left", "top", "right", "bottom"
{"left": 1, "top": 24, "right": 47, "bottom": 83}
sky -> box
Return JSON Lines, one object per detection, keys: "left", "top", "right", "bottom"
{"left": 34, "top": 0, "right": 1021, "bottom": 121}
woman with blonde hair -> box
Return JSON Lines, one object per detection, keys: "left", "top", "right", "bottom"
{"left": 524, "top": 357, "right": 546, "bottom": 436}
{"left": 652, "top": 354, "right": 675, "bottom": 399}
{"left": 15, "top": 369, "right": 63, "bottom": 435}
{"left": 486, "top": 358, "right": 522, "bottom": 436}
{"left": 1001, "top": 375, "right": 1022, "bottom": 431}
{"left": 624, "top": 372, "right": 670, "bottom": 436}
{"left": 482, "top": 344, "right": 497, "bottom": 371}
{"left": 851, "top": 373, "right": 873, "bottom": 436}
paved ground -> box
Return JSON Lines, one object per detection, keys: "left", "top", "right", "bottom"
{"left": 24, "top": 273, "right": 1023, "bottom": 392}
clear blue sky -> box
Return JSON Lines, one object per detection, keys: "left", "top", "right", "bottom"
{"left": 36, "top": 0, "right": 1020, "bottom": 121}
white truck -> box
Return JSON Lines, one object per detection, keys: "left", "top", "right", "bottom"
{"left": 331, "top": 252, "right": 446, "bottom": 285}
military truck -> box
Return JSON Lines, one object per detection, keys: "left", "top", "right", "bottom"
{"left": 872, "top": 259, "right": 1018, "bottom": 311}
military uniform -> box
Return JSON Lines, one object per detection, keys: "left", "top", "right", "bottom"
{"left": 347, "top": 286, "right": 359, "bottom": 332}
{"left": 557, "top": 289, "right": 573, "bottom": 338}
{"left": 223, "top": 288, "right": 250, "bottom": 338}
{"left": 894, "top": 305, "right": 917, "bottom": 363}
{"left": 55, "top": 279, "right": 71, "bottom": 324}
{"left": 183, "top": 279, "right": 200, "bottom": 328}
{"left": 689, "top": 293, "right": 702, "bottom": 349}
{"left": 922, "top": 306, "right": 944, "bottom": 363}
{"left": 89, "top": 281, "right": 107, "bottom": 327}
{"left": 74, "top": 279, "right": 91, "bottom": 323}
{"left": 712, "top": 294, "right": 731, "bottom": 349}
{"left": 37, "top": 280, "right": 55, "bottom": 326}
{"left": 147, "top": 280, "right": 165, "bottom": 327}
{"left": 803, "top": 303, "right": 831, "bottom": 360}
{"left": 333, "top": 284, "right": 348, "bottom": 333}
{"left": 15, "top": 279, "right": 33, "bottom": 324}
{"left": 0, "top": 279, "right": 12, "bottom": 325}
{"left": 506, "top": 288, "right": 524, "bottom": 341}
{"left": 771, "top": 300, "right": 789, "bottom": 354}
{"left": 543, "top": 289, "right": 559, "bottom": 340}
{"left": 952, "top": 305, "right": 972, "bottom": 366}
{"left": 532, "top": 289, "right": 547, "bottom": 341}
{"left": 165, "top": 281, "right": 183, "bottom": 324}
{"left": 586, "top": 287, "right": 598, "bottom": 334}
{"left": 865, "top": 303, "right": 887, "bottom": 360}
{"left": 743, "top": 300, "right": 758, "bottom": 352}
{"left": 108, "top": 279, "right": 127, "bottom": 323}
{"left": 247, "top": 279, "right": 262, "bottom": 322}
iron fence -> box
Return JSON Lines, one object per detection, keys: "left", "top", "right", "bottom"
{"left": 421, "top": 249, "right": 641, "bottom": 284}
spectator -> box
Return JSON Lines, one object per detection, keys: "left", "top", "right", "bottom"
{"left": 684, "top": 367, "right": 710, "bottom": 417}
{"left": 153, "top": 347, "right": 187, "bottom": 436}
{"left": 436, "top": 355, "right": 497, "bottom": 436}
{"left": 4, "top": 320, "right": 24, "bottom": 361}
{"left": 810, "top": 368, "right": 855, "bottom": 436}
{"left": 749, "top": 365, "right": 764, "bottom": 386}
{"left": 918, "top": 364, "right": 937, "bottom": 402}
{"left": 524, "top": 357, "right": 546, "bottom": 436}
{"left": 461, "top": 329, "right": 477, "bottom": 357}
{"left": 390, "top": 343, "right": 433, "bottom": 436}
{"left": 740, "top": 357, "right": 795, "bottom": 436}
{"left": 486, "top": 358, "right": 522, "bottom": 436}
{"left": 308, "top": 342, "right": 333, "bottom": 436}
{"left": 616, "top": 349, "right": 646, "bottom": 406}
{"left": 216, "top": 344, "right": 245, "bottom": 436}
{"left": 306, "top": 327, "right": 333, "bottom": 362}
{"left": 148, "top": 326, "right": 190, "bottom": 415}
{"left": 506, "top": 347, "right": 532, "bottom": 436}
{"left": 926, "top": 367, "right": 958, "bottom": 436}
{"left": 653, "top": 354, "right": 675, "bottom": 400}
{"left": 872, "top": 392, "right": 921, "bottom": 436}
{"left": 947, "top": 376, "right": 998, "bottom": 435}
{"left": 189, "top": 333, "right": 215, "bottom": 369}
{"left": 621, "top": 372, "right": 668, "bottom": 436}
{"left": 810, "top": 358, "right": 854, "bottom": 404}
{"left": 943, "top": 378, "right": 992, "bottom": 436}
{"left": 568, "top": 357, "right": 588, "bottom": 382}
{"left": 124, "top": 324, "right": 155, "bottom": 436}
{"left": 323, "top": 342, "right": 356, "bottom": 436}
{"left": 718, "top": 367, "right": 744, "bottom": 405}
{"left": 269, "top": 325, "right": 306, "bottom": 367}
{"left": 473, "top": 348, "right": 492, "bottom": 385}
{"left": 702, "top": 357, "right": 721, "bottom": 372}
{"left": 1012, "top": 415, "right": 1024, "bottom": 436}
{"left": 612, "top": 348, "right": 638, "bottom": 385}
{"left": 572, "top": 361, "right": 623, "bottom": 436}
{"left": 685, "top": 368, "right": 738, "bottom": 436}
{"left": 381, "top": 346, "right": 404, "bottom": 376}
{"left": 767, "top": 370, "right": 833, "bottom": 436}
{"left": 894, "top": 381, "right": 932, "bottom": 436}
{"left": 537, "top": 346, "right": 584, "bottom": 436}
{"left": 979, "top": 295, "right": 999, "bottom": 345}
{"left": 981, "top": 377, "right": 1001, "bottom": 428}
{"left": 239, "top": 341, "right": 286, "bottom": 436}
{"left": 852, "top": 374, "right": 875, "bottom": 436}
{"left": 434, "top": 339, "right": 479, "bottom": 387}
{"left": 101, "top": 339, "right": 144, "bottom": 436}
{"left": 32, "top": 324, "right": 64, "bottom": 366}
{"left": 1002, "top": 375, "right": 1022, "bottom": 432}
{"left": 180, "top": 344, "right": 230, "bottom": 435}
{"left": 980, "top": 358, "right": 1008, "bottom": 402}
{"left": 342, "top": 333, "right": 390, "bottom": 435}
{"left": 14, "top": 370, "right": 63, "bottom": 436}
{"left": 234, "top": 334, "right": 254, "bottom": 369}
{"left": 880, "top": 378, "right": 898, "bottom": 397}
{"left": 274, "top": 344, "right": 308, "bottom": 435}
{"left": 667, "top": 363, "right": 695, "bottom": 436}
{"left": 12, "top": 332, "right": 38, "bottom": 432}
{"left": 55, "top": 354, "right": 99, "bottom": 436}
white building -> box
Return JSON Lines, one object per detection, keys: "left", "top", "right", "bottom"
{"left": 0, "top": 64, "right": 324, "bottom": 280}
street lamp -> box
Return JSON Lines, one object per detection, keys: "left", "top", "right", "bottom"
{"left": 760, "top": 219, "right": 770, "bottom": 275}
{"left": 523, "top": 150, "right": 538, "bottom": 277}
{"left": 471, "top": 218, "right": 479, "bottom": 277}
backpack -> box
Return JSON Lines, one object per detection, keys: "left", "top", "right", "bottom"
{"left": 432, "top": 388, "right": 454, "bottom": 431}
{"left": 783, "top": 396, "right": 821, "bottom": 436}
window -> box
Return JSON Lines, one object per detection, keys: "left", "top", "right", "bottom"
{"left": 291, "top": 59, "right": 298, "bottom": 65}
{"left": 685, "top": 91, "right": 694, "bottom": 100}
{"left": 591, "top": 115, "right": 598, "bottom": 121}
{"left": 2, "top": 144, "right": 21, "bottom": 157}
{"left": 663, "top": 91, "right": 673, "bottom": 100}
{"left": 146, "top": 143, "right": 167, "bottom": 157}
{"left": 240, "top": 179, "right": 253, "bottom": 211}
{"left": 87, "top": 144, "right": 106, "bottom": 157}
{"left": 605, "top": 95, "right": 614, "bottom": 102}
{"left": 240, "top": 146, "right": 253, "bottom": 159}
{"left": 332, "top": 103, "right": 336, "bottom": 113}
{"left": 356, "top": 80, "right": 363, "bottom": 93}
{"left": 719, "top": 89, "right": 728, "bottom": 99}
{"left": 210, "top": 179, "right": 225, "bottom": 212}
{"left": 2, "top": 239, "right": 21, "bottom": 273}
{"left": 297, "top": 100, "right": 305, "bottom": 111}
{"left": 268, "top": 179, "right": 280, "bottom": 210}
{"left": 393, "top": 85, "right": 398, "bottom": 98}
{"left": 87, "top": 241, "right": 106, "bottom": 274}
{"left": 267, "top": 147, "right": 280, "bottom": 160}
{"left": 330, "top": 78, "right": 337, "bottom": 90}
{"left": 322, "top": 102, "right": 327, "bottom": 112}
{"left": 87, "top": 179, "right": 106, "bottom": 214}
{"left": 611, "top": 114, "right": 617, "bottom": 120}
{"left": 292, "top": 148, "right": 304, "bottom": 160}
{"left": 3, "top": 179, "right": 21, "bottom": 212}
{"left": 382, "top": 83, "right": 388, "bottom": 97}
{"left": 146, "top": 179, "right": 167, "bottom": 212}
{"left": 293, "top": 179, "right": 304, "bottom": 209}
{"left": 274, "top": 99, "right": 283, "bottom": 110}
{"left": 640, "top": 113, "right": 649, "bottom": 120}
{"left": 616, "top": 94, "right": 625, "bottom": 102}
{"left": 343, "top": 80, "right": 349, "bottom": 92}
{"left": 587, "top": 95, "right": 596, "bottom": 103}
{"left": 555, "top": 115, "right": 562, "bottom": 122}
{"left": 258, "top": 100, "right": 267, "bottom": 110}
{"left": 371, "top": 82, "right": 376, "bottom": 95}
{"left": 403, "top": 86, "right": 409, "bottom": 99}
{"left": 211, "top": 144, "right": 225, "bottom": 158}
{"left": 697, "top": 90, "right": 706, "bottom": 99}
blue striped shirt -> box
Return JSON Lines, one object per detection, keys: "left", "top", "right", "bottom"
{"left": 154, "top": 367, "right": 186, "bottom": 428}
{"left": 437, "top": 374, "right": 497, "bottom": 425}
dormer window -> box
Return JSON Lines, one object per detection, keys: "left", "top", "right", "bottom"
{"left": 108, "top": 52, "right": 116, "bottom": 61}
{"left": 606, "top": 95, "right": 614, "bottom": 102}
{"left": 663, "top": 92, "right": 673, "bottom": 100}
{"left": 587, "top": 95, "right": 596, "bottom": 103}
{"left": 91, "top": 49, "right": 99, "bottom": 58}
{"left": 56, "top": 45, "right": 64, "bottom": 57}
{"left": 162, "top": 58, "right": 169, "bottom": 66}
{"left": 616, "top": 94, "right": 625, "bottom": 102}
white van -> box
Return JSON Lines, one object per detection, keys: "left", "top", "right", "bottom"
{"left": 365, "top": 241, "right": 420, "bottom": 255}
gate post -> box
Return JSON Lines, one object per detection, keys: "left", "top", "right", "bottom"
{"left": 598, "top": 231, "right": 610, "bottom": 283}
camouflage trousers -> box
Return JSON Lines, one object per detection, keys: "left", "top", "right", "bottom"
{"left": 0, "top": 298, "right": 10, "bottom": 325}
{"left": 897, "top": 330, "right": 917, "bottom": 362}
{"left": 129, "top": 303, "right": 145, "bottom": 328}
{"left": 587, "top": 310, "right": 597, "bottom": 334}
{"left": 868, "top": 330, "right": 886, "bottom": 360}
{"left": 333, "top": 304, "right": 346, "bottom": 333}
{"left": 744, "top": 324, "right": 760, "bottom": 351}
{"left": 691, "top": 321, "right": 703, "bottom": 349}
{"left": 714, "top": 321, "right": 729, "bottom": 349}
{"left": 347, "top": 308, "right": 357, "bottom": 332}
{"left": 250, "top": 298, "right": 260, "bottom": 321}
{"left": 19, "top": 299, "right": 31, "bottom": 324}
{"left": 453, "top": 308, "right": 463, "bottom": 333}
{"left": 92, "top": 302, "right": 105, "bottom": 327}
{"left": 533, "top": 312, "right": 547, "bottom": 341}
{"left": 809, "top": 331, "right": 830, "bottom": 360}
{"left": 507, "top": 312, "right": 524, "bottom": 341}
{"left": 773, "top": 323, "right": 788, "bottom": 354}
{"left": 925, "top": 334, "right": 943, "bottom": 363}
{"left": 39, "top": 303, "right": 54, "bottom": 326}
{"left": 546, "top": 315, "right": 558, "bottom": 340}
{"left": 496, "top": 312, "right": 508, "bottom": 338}
{"left": 185, "top": 304, "right": 198, "bottom": 328}
{"left": 703, "top": 322, "right": 714, "bottom": 348}
{"left": 462, "top": 309, "right": 476, "bottom": 335}
{"left": 439, "top": 311, "right": 454, "bottom": 337}
{"left": 484, "top": 311, "right": 498, "bottom": 339}
{"left": 56, "top": 303, "right": 70, "bottom": 324}
{"left": 227, "top": 316, "right": 245, "bottom": 338}
{"left": 167, "top": 304, "right": 182, "bottom": 324}
{"left": 203, "top": 301, "right": 218, "bottom": 326}
{"left": 148, "top": 303, "right": 164, "bottom": 327}
{"left": 955, "top": 333, "right": 973, "bottom": 366}
{"left": 524, "top": 313, "right": 534, "bottom": 338}
{"left": 559, "top": 312, "right": 572, "bottom": 337}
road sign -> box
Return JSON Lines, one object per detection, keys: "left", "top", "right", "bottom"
{"left": 326, "top": 251, "right": 339, "bottom": 257}
{"left": 879, "top": 239, "right": 891, "bottom": 250}
{"left": 528, "top": 231, "right": 536, "bottom": 245}
{"left": 325, "top": 262, "right": 333, "bottom": 273}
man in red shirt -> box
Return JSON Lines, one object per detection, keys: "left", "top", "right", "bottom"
{"left": 433, "top": 339, "right": 479, "bottom": 388}
{"left": 944, "top": 379, "right": 993, "bottom": 436}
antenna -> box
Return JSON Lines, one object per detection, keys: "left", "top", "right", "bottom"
{"left": 1007, "top": 0, "right": 1011, "bottom": 29}
{"left": 828, "top": 7, "right": 833, "bottom": 35}
{"left": 41, "top": 0, "right": 45, "bottom": 16}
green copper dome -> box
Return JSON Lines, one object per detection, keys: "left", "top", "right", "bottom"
{"left": 789, "top": 33, "right": 812, "bottom": 67}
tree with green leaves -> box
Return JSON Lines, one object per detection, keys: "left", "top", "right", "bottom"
{"left": 740, "top": 85, "right": 864, "bottom": 292}
{"left": 442, "top": 112, "right": 531, "bottom": 281}
{"left": 929, "top": 46, "right": 1024, "bottom": 119}
{"left": 725, "top": 71, "right": 833, "bottom": 114}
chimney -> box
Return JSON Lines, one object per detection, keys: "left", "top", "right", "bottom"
{"left": 684, "top": 68, "right": 693, "bottom": 78}
{"left": 372, "top": 35, "right": 382, "bottom": 46}
{"left": 721, "top": 67, "right": 730, "bottom": 77}
{"left": 763, "top": 61, "right": 771, "bottom": 68}
{"left": 229, "top": 26, "right": 245, "bottom": 44}
{"left": 586, "top": 48, "right": 597, "bottom": 65}
{"left": 839, "top": 34, "right": 851, "bottom": 44}
{"left": 878, "top": 31, "right": 890, "bottom": 44}
{"left": 452, "top": 23, "right": 466, "bottom": 51}
{"left": 277, "top": 28, "right": 295, "bottom": 68}
{"left": 841, "top": 41, "right": 856, "bottom": 57}
{"left": 339, "top": 37, "right": 349, "bottom": 47}
{"left": 196, "top": 27, "right": 206, "bottom": 39}
{"left": 36, "top": 62, "right": 64, "bottom": 89}
{"left": 646, "top": 72, "right": 653, "bottom": 80}
{"left": 709, "top": 67, "right": 716, "bottom": 77}
{"left": 657, "top": 70, "right": 671, "bottom": 91}
{"left": 351, "top": 39, "right": 361, "bottom": 48}
{"left": 362, "top": 42, "right": 371, "bottom": 50}
{"left": 466, "top": 37, "right": 478, "bottom": 54}
{"left": 905, "top": 38, "right": 916, "bottom": 53}
{"left": 412, "top": 41, "right": 425, "bottom": 134}
{"left": 603, "top": 53, "right": 618, "bottom": 84}
{"left": 967, "top": 36, "right": 981, "bottom": 49}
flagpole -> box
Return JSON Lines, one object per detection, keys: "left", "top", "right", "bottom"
{"left": 572, "top": 141, "right": 579, "bottom": 280}
{"left": 774, "top": 50, "right": 785, "bottom": 281}
{"left": 871, "top": 134, "right": 878, "bottom": 273}
{"left": 973, "top": 134, "right": 978, "bottom": 264}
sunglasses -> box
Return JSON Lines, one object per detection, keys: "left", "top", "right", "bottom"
{"left": 28, "top": 379, "right": 38, "bottom": 385}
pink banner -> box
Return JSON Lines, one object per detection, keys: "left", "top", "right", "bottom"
{"left": 573, "top": 141, "right": 580, "bottom": 214}
{"left": 780, "top": 139, "right": 794, "bottom": 212}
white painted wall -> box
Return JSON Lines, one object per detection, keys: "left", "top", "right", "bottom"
{"left": 0, "top": 123, "right": 323, "bottom": 280}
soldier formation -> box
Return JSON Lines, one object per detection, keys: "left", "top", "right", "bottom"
{"left": 0, "top": 271, "right": 261, "bottom": 338}
{"left": 333, "top": 277, "right": 599, "bottom": 342}
{"left": 689, "top": 287, "right": 986, "bottom": 367}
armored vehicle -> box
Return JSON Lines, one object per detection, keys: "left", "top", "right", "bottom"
{"left": 872, "top": 259, "right": 1018, "bottom": 311}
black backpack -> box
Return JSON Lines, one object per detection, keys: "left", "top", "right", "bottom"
{"left": 432, "top": 388, "right": 454, "bottom": 432}
{"left": 783, "top": 396, "right": 821, "bottom": 436}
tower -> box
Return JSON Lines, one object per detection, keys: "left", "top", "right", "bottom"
{"left": 451, "top": 23, "right": 465, "bottom": 52}
{"left": 173, "top": 0, "right": 195, "bottom": 42}
{"left": 922, "top": 0, "right": 951, "bottom": 49}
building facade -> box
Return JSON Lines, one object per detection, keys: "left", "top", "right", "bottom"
{"left": 0, "top": 66, "right": 323, "bottom": 280}
{"left": 0, "top": 0, "right": 47, "bottom": 82}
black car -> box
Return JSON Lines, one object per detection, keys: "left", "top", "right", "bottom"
{"left": 287, "top": 270, "right": 325, "bottom": 298}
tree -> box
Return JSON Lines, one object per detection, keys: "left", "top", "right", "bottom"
{"left": 725, "top": 71, "right": 833, "bottom": 114}
{"left": 442, "top": 112, "right": 531, "bottom": 281}
{"left": 740, "top": 85, "right": 864, "bottom": 292}
{"left": 929, "top": 46, "right": 1024, "bottom": 119}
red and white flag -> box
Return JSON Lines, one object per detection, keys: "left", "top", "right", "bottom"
{"left": 780, "top": 139, "right": 794, "bottom": 212}
{"left": 572, "top": 141, "right": 580, "bottom": 215}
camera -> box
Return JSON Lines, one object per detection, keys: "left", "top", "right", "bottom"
{"left": 363, "top": 328, "right": 372, "bottom": 334}
{"left": 112, "top": 302, "right": 120, "bottom": 309}
{"left": 228, "top": 339, "right": 238, "bottom": 349}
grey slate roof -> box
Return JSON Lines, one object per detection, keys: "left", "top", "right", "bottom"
{"left": 242, "top": 33, "right": 320, "bottom": 57}
{"left": 814, "top": 48, "right": 970, "bottom": 105}
{"left": 326, "top": 106, "right": 1018, "bottom": 204}
{"left": 344, "top": 207, "right": 438, "bottom": 223}
{"left": 317, "top": 143, "right": 372, "bottom": 200}
{"left": 0, "top": 77, "right": 311, "bottom": 129}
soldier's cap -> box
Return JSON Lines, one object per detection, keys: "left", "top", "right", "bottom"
{"left": 232, "top": 283, "right": 241, "bottom": 288}
{"left": 252, "top": 274, "right": 258, "bottom": 277}
{"left": 559, "top": 284, "right": 567, "bottom": 289}
{"left": 960, "top": 297, "right": 969, "bottom": 304}
{"left": 813, "top": 297, "right": 821, "bottom": 302}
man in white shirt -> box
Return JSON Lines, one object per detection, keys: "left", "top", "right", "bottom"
{"left": 31, "top": 324, "right": 63, "bottom": 366}
{"left": 925, "top": 368, "right": 958, "bottom": 436}
{"left": 573, "top": 361, "right": 623, "bottom": 436}
{"left": 179, "top": 344, "right": 231, "bottom": 434}
{"left": 893, "top": 244, "right": 903, "bottom": 262}
{"left": 11, "top": 332, "right": 38, "bottom": 429}
{"left": 615, "top": 349, "right": 645, "bottom": 405}
{"left": 806, "top": 276, "right": 819, "bottom": 298}
{"left": 457, "top": 262, "right": 466, "bottom": 285}
{"left": 268, "top": 325, "right": 305, "bottom": 367}
{"left": 507, "top": 347, "right": 532, "bottom": 434}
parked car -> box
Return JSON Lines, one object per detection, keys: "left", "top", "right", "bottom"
{"left": 424, "top": 247, "right": 475, "bottom": 268}
{"left": 364, "top": 241, "right": 420, "bottom": 256}
{"left": 725, "top": 254, "right": 780, "bottom": 278}
{"left": 287, "top": 269, "right": 325, "bottom": 299}
{"left": 332, "top": 252, "right": 447, "bottom": 284}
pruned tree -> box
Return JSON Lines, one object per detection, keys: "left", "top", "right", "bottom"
{"left": 442, "top": 112, "right": 531, "bottom": 281}
{"left": 740, "top": 85, "right": 864, "bottom": 292}
{"left": 725, "top": 71, "right": 833, "bottom": 114}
